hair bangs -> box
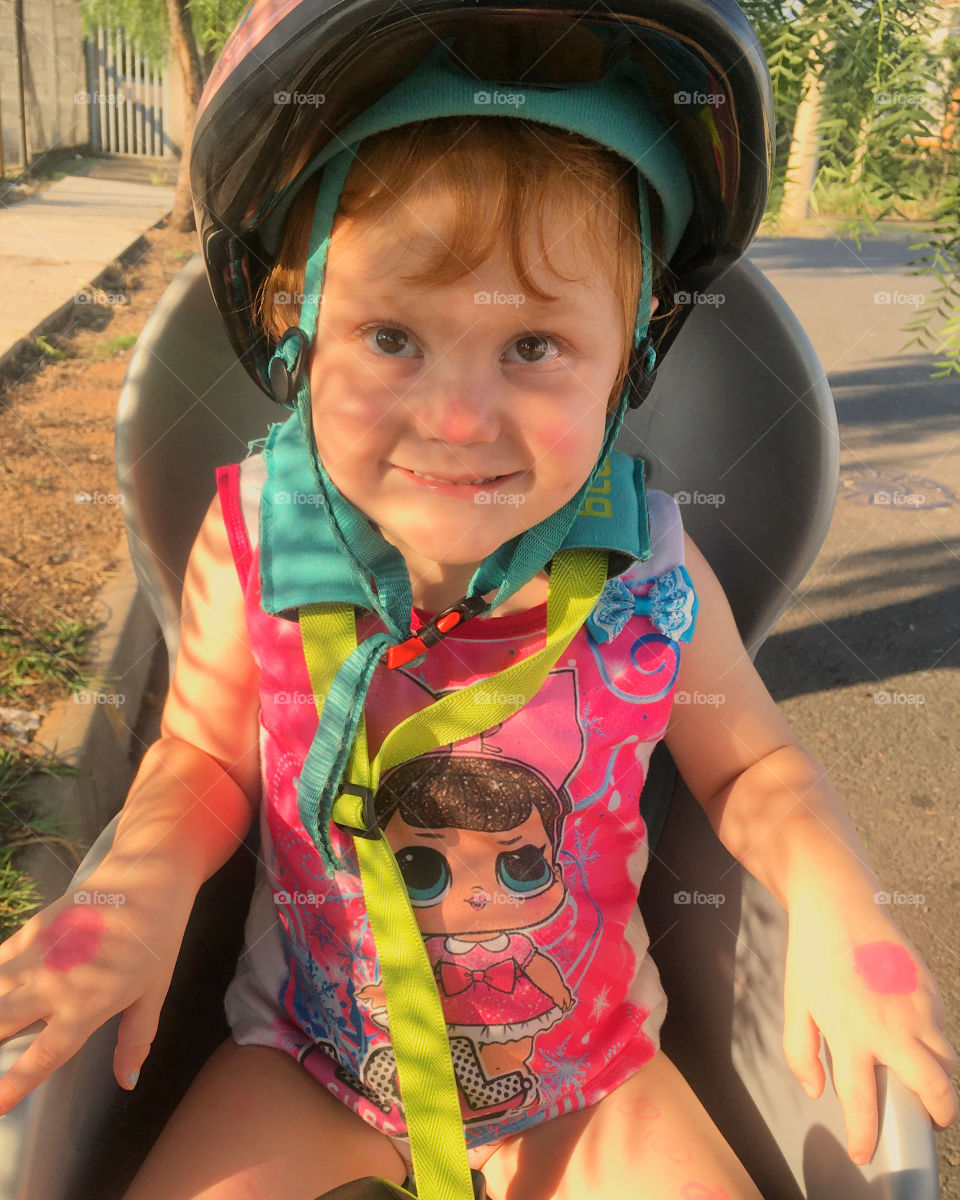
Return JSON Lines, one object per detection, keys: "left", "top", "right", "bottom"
{"left": 255, "top": 115, "right": 678, "bottom": 409}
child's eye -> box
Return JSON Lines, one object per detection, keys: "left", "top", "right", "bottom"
{"left": 359, "top": 324, "right": 420, "bottom": 358}
{"left": 496, "top": 845, "right": 553, "bottom": 896}
{"left": 357, "top": 323, "right": 564, "bottom": 364}
{"left": 503, "top": 335, "right": 562, "bottom": 365}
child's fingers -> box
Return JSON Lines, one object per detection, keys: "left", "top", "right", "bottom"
{"left": 0, "top": 923, "right": 31, "bottom": 964}
{"left": 927, "top": 981, "right": 948, "bottom": 1030}
{"left": 919, "top": 1028, "right": 958, "bottom": 1079}
{"left": 0, "top": 1020, "right": 87, "bottom": 1116}
{"left": 0, "top": 983, "right": 47, "bottom": 1042}
{"left": 782, "top": 1001, "right": 824, "bottom": 1099}
{"left": 885, "top": 1043, "right": 959, "bottom": 1130}
{"left": 0, "top": 921, "right": 41, "bottom": 982}
{"left": 113, "top": 994, "right": 164, "bottom": 1090}
{"left": 829, "top": 1050, "right": 879, "bottom": 1165}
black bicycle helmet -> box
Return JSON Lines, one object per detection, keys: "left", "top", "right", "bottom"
{"left": 192, "top": 0, "right": 774, "bottom": 399}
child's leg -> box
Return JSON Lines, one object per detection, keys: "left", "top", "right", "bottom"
{"left": 122, "top": 1037, "right": 408, "bottom": 1200}
{"left": 480, "top": 1049, "right": 764, "bottom": 1200}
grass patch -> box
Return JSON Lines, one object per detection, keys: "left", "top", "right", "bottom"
{"left": 2, "top": 151, "right": 101, "bottom": 186}
{"left": 807, "top": 178, "right": 946, "bottom": 226}
{"left": 90, "top": 333, "right": 138, "bottom": 360}
{"left": 0, "top": 617, "right": 94, "bottom": 705}
{"left": 0, "top": 747, "right": 82, "bottom": 938}
{"left": 34, "top": 335, "right": 69, "bottom": 361}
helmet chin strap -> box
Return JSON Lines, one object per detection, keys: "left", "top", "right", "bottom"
{"left": 268, "top": 137, "right": 655, "bottom": 628}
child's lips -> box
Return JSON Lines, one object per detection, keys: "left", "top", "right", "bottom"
{"left": 466, "top": 892, "right": 491, "bottom": 910}
{"left": 393, "top": 464, "right": 521, "bottom": 497}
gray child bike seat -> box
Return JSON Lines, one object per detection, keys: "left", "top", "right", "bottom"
{"left": 0, "top": 252, "right": 940, "bottom": 1199}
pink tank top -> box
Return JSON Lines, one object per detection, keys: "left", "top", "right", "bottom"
{"left": 218, "top": 454, "right": 695, "bottom": 1150}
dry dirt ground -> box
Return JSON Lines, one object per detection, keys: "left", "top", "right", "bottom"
{"left": 0, "top": 219, "right": 199, "bottom": 732}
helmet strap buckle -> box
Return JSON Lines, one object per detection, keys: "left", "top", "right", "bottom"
{"left": 627, "top": 334, "right": 658, "bottom": 410}
{"left": 269, "top": 327, "right": 309, "bottom": 407}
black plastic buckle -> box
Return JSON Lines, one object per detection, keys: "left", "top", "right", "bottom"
{"left": 419, "top": 593, "right": 491, "bottom": 649}
{"left": 396, "top": 1168, "right": 487, "bottom": 1199}
{"left": 268, "top": 326, "right": 308, "bottom": 407}
{"left": 626, "top": 334, "right": 657, "bottom": 410}
{"left": 334, "top": 783, "right": 380, "bottom": 840}
{"left": 311, "top": 1170, "right": 487, "bottom": 1199}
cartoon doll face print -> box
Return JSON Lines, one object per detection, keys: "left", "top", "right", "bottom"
{"left": 384, "top": 803, "right": 567, "bottom": 939}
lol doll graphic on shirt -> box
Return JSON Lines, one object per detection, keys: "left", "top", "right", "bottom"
{"left": 256, "top": 601, "right": 675, "bottom": 1138}
{"left": 221, "top": 465, "right": 684, "bottom": 1143}
{"left": 355, "top": 668, "right": 585, "bottom": 1122}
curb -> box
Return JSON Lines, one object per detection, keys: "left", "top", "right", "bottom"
{"left": 19, "top": 542, "right": 163, "bottom": 907}
{"left": 0, "top": 218, "right": 163, "bottom": 386}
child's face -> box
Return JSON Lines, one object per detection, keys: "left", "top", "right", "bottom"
{"left": 308, "top": 189, "right": 638, "bottom": 588}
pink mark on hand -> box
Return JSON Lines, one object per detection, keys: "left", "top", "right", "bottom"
{"left": 853, "top": 940, "right": 918, "bottom": 995}
{"left": 39, "top": 907, "right": 105, "bottom": 972}
{"left": 681, "top": 1185, "right": 732, "bottom": 1200}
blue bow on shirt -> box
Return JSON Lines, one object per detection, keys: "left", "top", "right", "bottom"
{"left": 586, "top": 565, "right": 698, "bottom": 645}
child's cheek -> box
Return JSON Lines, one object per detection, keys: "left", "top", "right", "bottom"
{"left": 853, "top": 940, "right": 918, "bottom": 995}
{"left": 40, "top": 907, "right": 106, "bottom": 972}
{"left": 542, "top": 419, "right": 582, "bottom": 455}
{"left": 539, "top": 420, "right": 600, "bottom": 483}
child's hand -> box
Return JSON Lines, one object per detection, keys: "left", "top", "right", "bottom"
{"left": 0, "top": 861, "right": 195, "bottom": 1114}
{"left": 781, "top": 894, "right": 958, "bottom": 1164}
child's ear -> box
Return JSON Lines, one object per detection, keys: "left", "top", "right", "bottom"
{"left": 649, "top": 295, "right": 660, "bottom": 317}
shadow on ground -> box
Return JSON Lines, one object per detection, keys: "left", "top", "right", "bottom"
{"left": 748, "top": 236, "right": 936, "bottom": 276}
{"left": 756, "top": 581, "right": 959, "bottom": 703}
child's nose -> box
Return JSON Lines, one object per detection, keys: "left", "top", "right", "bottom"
{"left": 434, "top": 397, "right": 498, "bottom": 445}
{"left": 415, "top": 370, "right": 501, "bottom": 444}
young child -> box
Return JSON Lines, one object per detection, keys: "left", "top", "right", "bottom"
{"left": 0, "top": 13, "right": 956, "bottom": 1200}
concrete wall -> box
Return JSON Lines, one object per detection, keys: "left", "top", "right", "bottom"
{"left": 0, "top": 0, "right": 89, "bottom": 171}
{"left": 0, "top": 4, "right": 184, "bottom": 171}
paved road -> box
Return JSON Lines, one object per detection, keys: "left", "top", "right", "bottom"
{"left": 746, "top": 232, "right": 960, "bottom": 1195}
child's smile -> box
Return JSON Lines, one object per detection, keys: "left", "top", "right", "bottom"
{"left": 307, "top": 188, "right": 636, "bottom": 612}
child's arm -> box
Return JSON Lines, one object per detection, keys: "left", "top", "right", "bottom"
{"left": 0, "top": 492, "right": 261, "bottom": 1113}
{"left": 663, "top": 532, "right": 958, "bottom": 1164}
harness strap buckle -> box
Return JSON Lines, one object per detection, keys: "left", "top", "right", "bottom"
{"left": 385, "top": 594, "right": 491, "bottom": 669}
{"left": 334, "top": 783, "right": 380, "bottom": 839}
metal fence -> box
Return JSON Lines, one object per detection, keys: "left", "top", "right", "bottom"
{"left": 82, "top": 26, "right": 170, "bottom": 157}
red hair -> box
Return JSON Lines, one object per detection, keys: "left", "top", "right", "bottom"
{"left": 255, "top": 116, "right": 678, "bottom": 411}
